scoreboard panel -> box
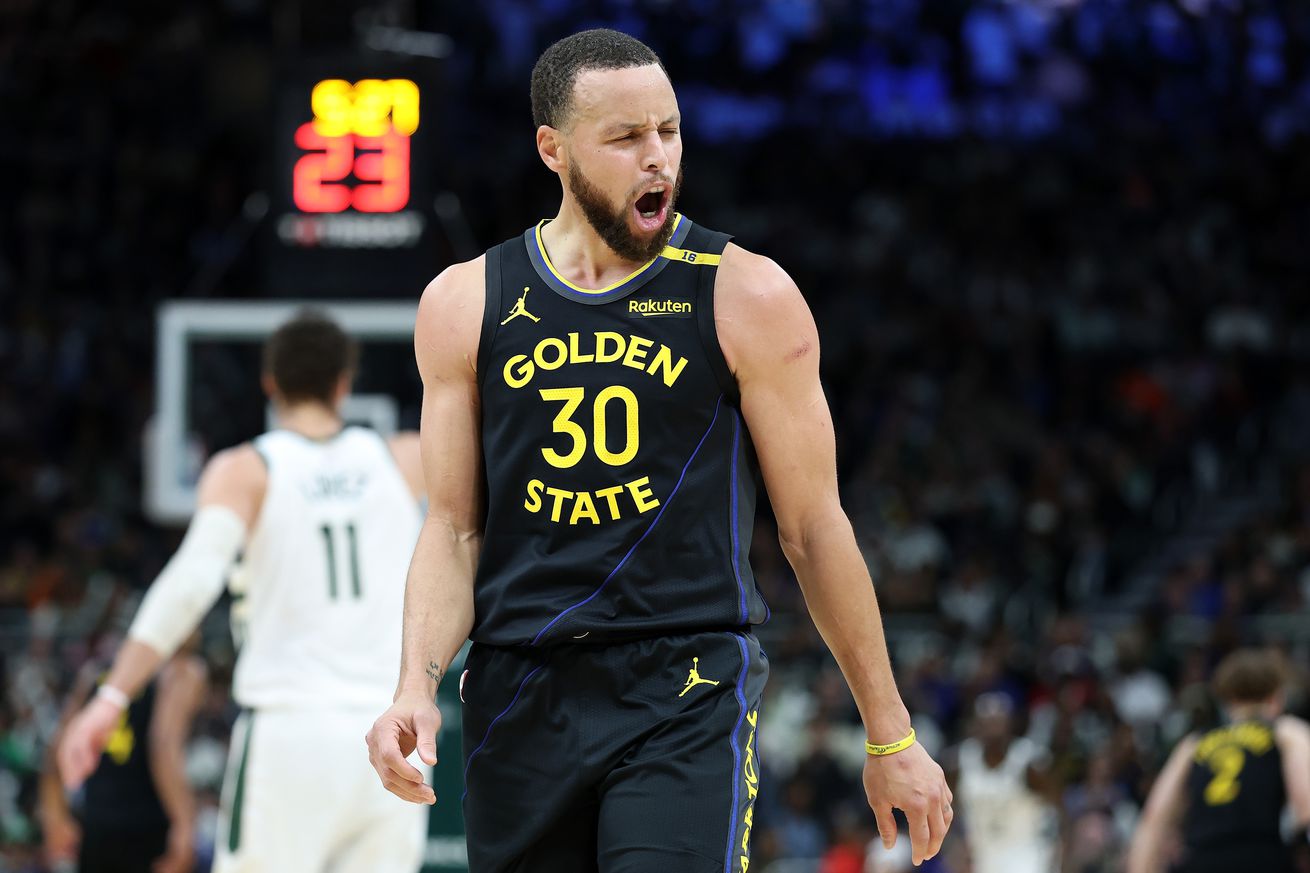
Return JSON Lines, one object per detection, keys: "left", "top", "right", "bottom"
{"left": 265, "top": 58, "right": 442, "bottom": 296}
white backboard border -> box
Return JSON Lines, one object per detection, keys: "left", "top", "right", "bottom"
{"left": 146, "top": 300, "right": 418, "bottom": 524}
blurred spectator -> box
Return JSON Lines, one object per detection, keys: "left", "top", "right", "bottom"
{"left": 950, "top": 693, "right": 1059, "bottom": 873}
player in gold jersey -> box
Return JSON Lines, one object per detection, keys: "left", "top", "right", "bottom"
{"left": 1129, "top": 649, "right": 1310, "bottom": 873}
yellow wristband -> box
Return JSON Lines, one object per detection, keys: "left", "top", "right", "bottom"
{"left": 865, "top": 728, "right": 916, "bottom": 757}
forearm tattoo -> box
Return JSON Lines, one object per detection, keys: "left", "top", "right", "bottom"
{"left": 426, "top": 662, "right": 444, "bottom": 685}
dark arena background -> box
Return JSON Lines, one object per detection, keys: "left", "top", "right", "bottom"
{"left": 4, "top": 2, "right": 1310, "bottom": 872}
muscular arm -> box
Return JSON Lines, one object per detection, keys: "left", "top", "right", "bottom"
{"left": 1127, "top": 736, "right": 1196, "bottom": 873}
{"left": 106, "top": 447, "right": 263, "bottom": 698}
{"left": 395, "top": 258, "right": 485, "bottom": 703}
{"left": 1276, "top": 715, "right": 1310, "bottom": 830}
{"left": 717, "top": 245, "right": 910, "bottom": 742}
{"left": 148, "top": 656, "right": 208, "bottom": 845}
{"left": 715, "top": 244, "right": 950, "bottom": 864}
{"left": 59, "top": 448, "right": 261, "bottom": 790}
{"left": 368, "top": 258, "right": 485, "bottom": 806}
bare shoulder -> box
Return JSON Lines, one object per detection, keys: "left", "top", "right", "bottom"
{"left": 716, "top": 242, "right": 805, "bottom": 311}
{"left": 416, "top": 256, "right": 486, "bottom": 381}
{"left": 419, "top": 255, "right": 485, "bottom": 316}
{"left": 1165, "top": 733, "right": 1199, "bottom": 768}
{"left": 195, "top": 443, "right": 266, "bottom": 526}
{"left": 1276, "top": 715, "right": 1310, "bottom": 741}
{"left": 198, "top": 443, "right": 266, "bottom": 491}
{"left": 714, "top": 242, "right": 818, "bottom": 377}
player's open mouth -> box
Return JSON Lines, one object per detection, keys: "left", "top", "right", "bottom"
{"left": 633, "top": 185, "right": 670, "bottom": 232}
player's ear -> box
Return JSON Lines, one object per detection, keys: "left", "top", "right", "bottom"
{"left": 537, "top": 125, "right": 565, "bottom": 175}
{"left": 334, "top": 373, "right": 352, "bottom": 406}
{"left": 260, "top": 372, "right": 279, "bottom": 402}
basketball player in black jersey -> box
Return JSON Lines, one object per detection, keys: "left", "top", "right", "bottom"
{"left": 41, "top": 645, "right": 207, "bottom": 873}
{"left": 1128, "top": 649, "right": 1310, "bottom": 873}
{"left": 366, "top": 29, "right": 952, "bottom": 872}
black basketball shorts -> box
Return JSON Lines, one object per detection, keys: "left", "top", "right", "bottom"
{"left": 460, "top": 630, "right": 769, "bottom": 873}
{"left": 79, "top": 823, "right": 168, "bottom": 873}
{"left": 1177, "top": 844, "right": 1294, "bottom": 873}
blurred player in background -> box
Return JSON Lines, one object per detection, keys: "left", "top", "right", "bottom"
{"left": 950, "top": 692, "right": 1058, "bottom": 873}
{"left": 366, "top": 28, "right": 951, "bottom": 873}
{"left": 1128, "top": 649, "right": 1310, "bottom": 873}
{"left": 57, "top": 311, "right": 429, "bottom": 873}
{"left": 41, "top": 640, "right": 207, "bottom": 873}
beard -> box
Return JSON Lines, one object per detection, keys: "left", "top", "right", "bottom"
{"left": 567, "top": 161, "right": 683, "bottom": 262}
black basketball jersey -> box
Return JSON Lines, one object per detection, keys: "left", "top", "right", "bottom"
{"left": 472, "top": 214, "right": 768, "bottom": 646}
{"left": 82, "top": 678, "right": 168, "bottom": 831}
{"left": 1182, "top": 720, "right": 1287, "bottom": 854}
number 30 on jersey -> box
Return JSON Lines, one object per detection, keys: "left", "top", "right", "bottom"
{"left": 539, "top": 385, "right": 638, "bottom": 468}
{"left": 523, "top": 384, "right": 659, "bottom": 526}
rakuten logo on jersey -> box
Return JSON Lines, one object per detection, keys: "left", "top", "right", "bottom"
{"left": 628, "top": 298, "right": 693, "bottom": 318}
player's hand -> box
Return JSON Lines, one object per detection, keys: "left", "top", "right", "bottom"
{"left": 366, "top": 694, "right": 441, "bottom": 805}
{"left": 862, "top": 742, "right": 953, "bottom": 866}
{"left": 152, "top": 820, "right": 194, "bottom": 873}
{"left": 58, "top": 695, "right": 123, "bottom": 790}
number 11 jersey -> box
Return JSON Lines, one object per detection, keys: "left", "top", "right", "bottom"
{"left": 232, "top": 427, "right": 422, "bottom": 709}
{"left": 473, "top": 214, "right": 768, "bottom": 647}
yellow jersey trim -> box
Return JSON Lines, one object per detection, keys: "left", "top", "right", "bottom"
{"left": 534, "top": 213, "right": 685, "bottom": 296}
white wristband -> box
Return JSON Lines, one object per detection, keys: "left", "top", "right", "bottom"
{"left": 96, "top": 684, "right": 130, "bottom": 710}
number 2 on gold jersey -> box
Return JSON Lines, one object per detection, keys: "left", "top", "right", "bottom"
{"left": 1203, "top": 745, "right": 1245, "bottom": 806}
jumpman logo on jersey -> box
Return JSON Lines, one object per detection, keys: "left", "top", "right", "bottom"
{"left": 678, "top": 657, "right": 721, "bottom": 697}
{"left": 501, "top": 286, "right": 541, "bottom": 325}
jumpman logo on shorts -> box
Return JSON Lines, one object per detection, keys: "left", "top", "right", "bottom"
{"left": 678, "top": 657, "right": 720, "bottom": 697}
{"left": 501, "top": 286, "right": 541, "bottom": 325}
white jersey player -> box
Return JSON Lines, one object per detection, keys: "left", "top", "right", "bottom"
{"left": 951, "top": 693, "right": 1059, "bottom": 873}
{"left": 59, "top": 311, "right": 429, "bottom": 873}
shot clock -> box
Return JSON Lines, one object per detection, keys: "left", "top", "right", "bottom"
{"left": 265, "top": 59, "right": 441, "bottom": 296}
{"left": 291, "top": 78, "right": 417, "bottom": 215}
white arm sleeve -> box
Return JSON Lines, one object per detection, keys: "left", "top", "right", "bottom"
{"left": 127, "top": 505, "right": 247, "bottom": 658}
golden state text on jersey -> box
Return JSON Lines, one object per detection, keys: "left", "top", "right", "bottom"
{"left": 473, "top": 215, "right": 769, "bottom": 646}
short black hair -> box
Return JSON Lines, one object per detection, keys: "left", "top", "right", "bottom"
{"left": 530, "top": 29, "right": 666, "bottom": 129}
{"left": 262, "top": 309, "right": 358, "bottom": 405}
